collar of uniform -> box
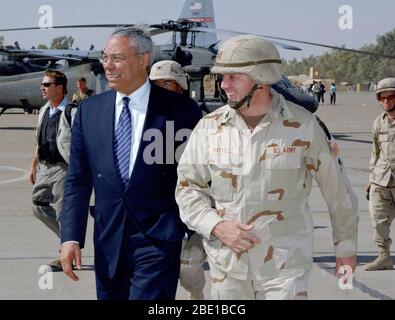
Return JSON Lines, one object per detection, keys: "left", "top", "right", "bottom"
{"left": 217, "top": 106, "right": 237, "bottom": 125}
{"left": 382, "top": 112, "right": 389, "bottom": 121}
{"left": 116, "top": 78, "right": 151, "bottom": 111}
{"left": 381, "top": 112, "right": 395, "bottom": 127}
{"left": 267, "top": 88, "right": 293, "bottom": 121}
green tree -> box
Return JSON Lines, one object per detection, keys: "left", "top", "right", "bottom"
{"left": 283, "top": 55, "right": 319, "bottom": 77}
{"left": 37, "top": 44, "right": 49, "bottom": 49}
{"left": 50, "top": 36, "right": 74, "bottom": 49}
{"left": 0, "top": 36, "right": 4, "bottom": 47}
{"left": 283, "top": 28, "right": 395, "bottom": 84}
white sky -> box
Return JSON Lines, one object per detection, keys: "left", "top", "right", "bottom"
{"left": 0, "top": 0, "right": 394, "bottom": 61}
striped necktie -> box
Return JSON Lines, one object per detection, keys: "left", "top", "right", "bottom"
{"left": 114, "top": 97, "right": 132, "bottom": 188}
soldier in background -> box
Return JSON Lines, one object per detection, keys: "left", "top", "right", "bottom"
{"left": 329, "top": 83, "right": 337, "bottom": 105}
{"left": 150, "top": 60, "right": 206, "bottom": 300}
{"left": 312, "top": 81, "right": 321, "bottom": 101}
{"left": 72, "top": 77, "right": 95, "bottom": 103}
{"left": 318, "top": 81, "right": 326, "bottom": 104}
{"left": 175, "top": 35, "right": 358, "bottom": 299}
{"left": 150, "top": 60, "right": 188, "bottom": 94}
{"left": 365, "top": 78, "right": 395, "bottom": 271}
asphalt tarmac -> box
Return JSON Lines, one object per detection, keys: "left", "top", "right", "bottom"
{"left": 0, "top": 91, "right": 393, "bottom": 300}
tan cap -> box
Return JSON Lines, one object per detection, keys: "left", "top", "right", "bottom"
{"left": 376, "top": 78, "right": 395, "bottom": 100}
{"left": 211, "top": 34, "right": 282, "bottom": 85}
{"left": 150, "top": 60, "right": 188, "bottom": 90}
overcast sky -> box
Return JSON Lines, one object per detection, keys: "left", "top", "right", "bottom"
{"left": 0, "top": 0, "right": 394, "bottom": 61}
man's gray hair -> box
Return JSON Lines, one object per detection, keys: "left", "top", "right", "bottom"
{"left": 111, "top": 26, "right": 153, "bottom": 64}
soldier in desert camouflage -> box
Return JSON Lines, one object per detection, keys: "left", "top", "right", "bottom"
{"left": 365, "top": 78, "right": 395, "bottom": 271}
{"left": 175, "top": 34, "right": 358, "bottom": 299}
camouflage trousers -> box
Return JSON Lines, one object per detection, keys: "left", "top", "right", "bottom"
{"left": 32, "top": 162, "right": 68, "bottom": 238}
{"left": 369, "top": 184, "right": 395, "bottom": 247}
{"left": 209, "top": 265, "right": 309, "bottom": 300}
{"left": 179, "top": 233, "right": 207, "bottom": 293}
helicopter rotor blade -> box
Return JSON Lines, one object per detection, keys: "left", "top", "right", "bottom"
{"left": 255, "top": 34, "right": 395, "bottom": 59}
{"left": 190, "top": 26, "right": 395, "bottom": 59}
{"left": 0, "top": 24, "right": 172, "bottom": 37}
{"left": 0, "top": 24, "right": 135, "bottom": 32}
{"left": 147, "top": 28, "right": 173, "bottom": 36}
{"left": 31, "top": 55, "right": 82, "bottom": 61}
{"left": 188, "top": 27, "right": 301, "bottom": 50}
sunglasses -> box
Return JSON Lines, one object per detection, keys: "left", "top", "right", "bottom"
{"left": 41, "top": 82, "right": 56, "bottom": 87}
{"left": 380, "top": 94, "right": 395, "bottom": 102}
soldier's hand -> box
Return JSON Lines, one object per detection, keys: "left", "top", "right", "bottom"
{"left": 60, "top": 242, "right": 82, "bottom": 281}
{"left": 212, "top": 221, "right": 260, "bottom": 253}
{"left": 29, "top": 166, "right": 37, "bottom": 185}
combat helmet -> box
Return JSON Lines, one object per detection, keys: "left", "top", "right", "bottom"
{"left": 211, "top": 34, "right": 282, "bottom": 85}
{"left": 211, "top": 35, "right": 282, "bottom": 109}
{"left": 150, "top": 60, "right": 188, "bottom": 90}
{"left": 376, "top": 78, "right": 395, "bottom": 101}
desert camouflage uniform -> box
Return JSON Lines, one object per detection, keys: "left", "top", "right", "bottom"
{"left": 368, "top": 112, "right": 395, "bottom": 247}
{"left": 176, "top": 89, "right": 358, "bottom": 299}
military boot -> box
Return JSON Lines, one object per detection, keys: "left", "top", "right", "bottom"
{"left": 364, "top": 247, "right": 393, "bottom": 271}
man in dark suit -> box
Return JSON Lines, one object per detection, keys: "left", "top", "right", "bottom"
{"left": 59, "top": 27, "right": 202, "bottom": 300}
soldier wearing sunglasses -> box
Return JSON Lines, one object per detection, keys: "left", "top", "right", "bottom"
{"left": 29, "top": 70, "right": 70, "bottom": 272}
{"left": 365, "top": 78, "right": 395, "bottom": 271}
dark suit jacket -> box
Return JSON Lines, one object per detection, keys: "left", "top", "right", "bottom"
{"left": 60, "top": 83, "right": 202, "bottom": 278}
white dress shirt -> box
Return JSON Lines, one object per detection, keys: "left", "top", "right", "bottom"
{"left": 115, "top": 79, "right": 151, "bottom": 177}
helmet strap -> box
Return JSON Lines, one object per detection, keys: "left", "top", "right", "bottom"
{"left": 229, "top": 84, "right": 261, "bottom": 110}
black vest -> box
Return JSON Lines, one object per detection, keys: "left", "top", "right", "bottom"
{"left": 37, "top": 108, "right": 65, "bottom": 164}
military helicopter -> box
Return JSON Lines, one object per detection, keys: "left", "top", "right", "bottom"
{"left": 0, "top": 0, "right": 393, "bottom": 116}
{"left": 0, "top": 0, "right": 319, "bottom": 116}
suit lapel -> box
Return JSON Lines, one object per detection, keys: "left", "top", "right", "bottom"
{"left": 128, "top": 84, "right": 166, "bottom": 189}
